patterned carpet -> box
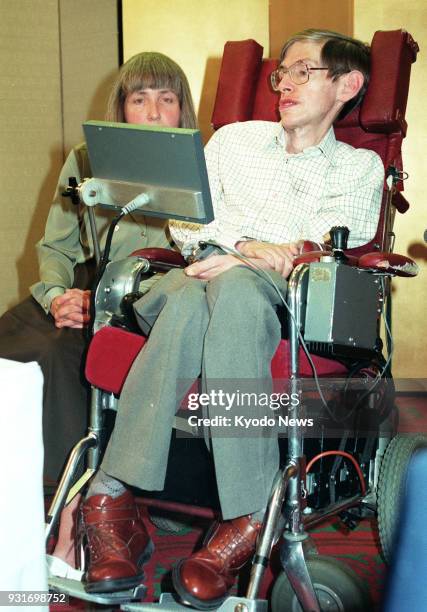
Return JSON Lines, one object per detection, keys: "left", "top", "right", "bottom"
{"left": 51, "top": 514, "right": 385, "bottom": 611}
{"left": 142, "top": 513, "right": 386, "bottom": 608}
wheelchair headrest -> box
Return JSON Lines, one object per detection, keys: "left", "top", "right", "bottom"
{"left": 211, "top": 30, "right": 418, "bottom": 138}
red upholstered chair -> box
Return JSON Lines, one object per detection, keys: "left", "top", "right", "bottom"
{"left": 46, "top": 30, "right": 420, "bottom": 609}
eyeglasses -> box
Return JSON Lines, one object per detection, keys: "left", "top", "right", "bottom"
{"left": 270, "top": 61, "right": 329, "bottom": 89}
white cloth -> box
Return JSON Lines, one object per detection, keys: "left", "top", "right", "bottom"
{"left": 170, "top": 121, "right": 384, "bottom": 257}
{"left": 0, "top": 359, "right": 47, "bottom": 612}
{"left": 46, "top": 555, "right": 83, "bottom": 581}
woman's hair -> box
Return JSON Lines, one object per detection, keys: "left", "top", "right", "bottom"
{"left": 106, "top": 52, "right": 197, "bottom": 128}
{"left": 280, "top": 29, "right": 371, "bottom": 120}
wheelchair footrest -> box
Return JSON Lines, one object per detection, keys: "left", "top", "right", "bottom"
{"left": 48, "top": 575, "right": 146, "bottom": 605}
{"left": 121, "top": 593, "right": 268, "bottom": 612}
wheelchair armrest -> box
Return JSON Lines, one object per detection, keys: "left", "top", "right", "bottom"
{"left": 300, "top": 240, "right": 332, "bottom": 254}
{"left": 358, "top": 252, "right": 419, "bottom": 277}
{"left": 131, "top": 248, "right": 186, "bottom": 268}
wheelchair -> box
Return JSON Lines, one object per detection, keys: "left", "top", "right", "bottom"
{"left": 45, "top": 29, "right": 421, "bottom": 612}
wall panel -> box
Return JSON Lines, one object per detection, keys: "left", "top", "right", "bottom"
{"left": 0, "top": 0, "right": 63, "bottom": 310}
{"left": 59, "top": 0, "right": 119, "bottom": 153}
{"left": 0, "top": 0, "right": 119, "bottom": 314}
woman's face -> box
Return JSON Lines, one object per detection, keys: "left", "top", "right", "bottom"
{"left": 124, "top": 88, "right": 181, "bottom": 127}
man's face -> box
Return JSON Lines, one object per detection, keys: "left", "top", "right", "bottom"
{"left": 277, "top": 40, "right": 343, "bottom": 133}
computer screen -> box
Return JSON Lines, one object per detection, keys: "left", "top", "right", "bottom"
{"left": 83, "top": 120, "right": 213, "bottom": 224}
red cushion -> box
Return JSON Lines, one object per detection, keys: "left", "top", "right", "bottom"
{"left": 271, "top": 339, "right": 348, "bottom": 379}
{"left": 252, "top": 59, "right": 280, "bottom": 122}
{"left": 130, "top": 248, "right": 186, "bottom": 267}
{"left": 85, "top": 326, "right": 146, "bottom": 395}
{"left": 86, "top": 327, "right": 348, "bottom": 396}
{"left": 211, "top": 39, "right": 264, "bottom": 129}
{"left": 359, "top": 30, "right": 418, "bottom": 135}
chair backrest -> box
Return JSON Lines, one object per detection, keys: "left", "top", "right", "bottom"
{"left": 211, "top": 30, "right": 419, "bottom": 254}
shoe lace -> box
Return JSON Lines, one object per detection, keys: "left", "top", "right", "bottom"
{"left": 83, "top": 520, "right": 132, "bottom": 563}
{"left": 209, "top": 523, "right": 257, "bottom": 570}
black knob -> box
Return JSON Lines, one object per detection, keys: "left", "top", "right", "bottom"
{"left": 330, "top": 226, "right": 350, "bottom": 251}
{"left": 61, "top": 177, "right": 80, "bottom": 205}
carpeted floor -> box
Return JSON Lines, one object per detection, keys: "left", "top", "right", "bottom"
{"left": 142, "top": 513, "right": 386, "bottom": 608}
{"left": 50, "top": 513, "right": 385, "bottom": 611}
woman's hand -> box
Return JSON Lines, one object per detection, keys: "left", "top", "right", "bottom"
{"left": 50, "top": 289, "right": 91, "bottom": 329}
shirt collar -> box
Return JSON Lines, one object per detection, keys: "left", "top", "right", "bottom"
{"left": 274, "top": 124, "right": 337, "bottom": 165}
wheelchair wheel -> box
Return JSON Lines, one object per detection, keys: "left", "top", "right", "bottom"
{"left": 271, "top": 555, "right": 371, "bottom": 612}
{"left": 377, "top": 433, "right": 427, "bottom": 563}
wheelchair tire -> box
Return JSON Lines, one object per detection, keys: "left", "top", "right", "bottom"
{"left": 377, "top": 433, "right": 427, "bottom": 564}
{"left": 271, "top": 555, "right": 371, "bottom": 612}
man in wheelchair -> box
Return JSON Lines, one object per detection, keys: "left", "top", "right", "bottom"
{"left": 74, "top": 29, "right": 384, "bottom": 609}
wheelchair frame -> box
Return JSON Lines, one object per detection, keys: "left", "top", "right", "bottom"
{"left": 45, "top": 236, "right": 400, "bottom": 611}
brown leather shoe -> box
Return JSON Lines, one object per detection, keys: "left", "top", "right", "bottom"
{"left": 172, "top": 515, "right": 261, "bottom": 610}
{"left": 81, "top": 490, "right": 154, "bottom": 593}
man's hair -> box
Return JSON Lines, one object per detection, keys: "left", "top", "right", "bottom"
{"left": 280, "top": 29, "right": 371, "bottom": 120}
{"left": 106, "top": 52, "right": 197, "bottom": 129}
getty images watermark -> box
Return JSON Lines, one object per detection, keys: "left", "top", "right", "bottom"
{"left": 174, "top": 380, "right": 318, "bottom": 438}
{"left": 175, "top": 377, "right": 397, "bottom": 438}
{"left": 185, "top": 389, "right": 314, "bottom": 430}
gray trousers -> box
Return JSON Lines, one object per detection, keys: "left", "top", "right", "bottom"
{"left": 102, "top": 266, "right": 287, "bottom": 519}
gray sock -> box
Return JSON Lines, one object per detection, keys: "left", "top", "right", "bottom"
{"left": 86, "top": 468, "right": 126, "bottom": 500}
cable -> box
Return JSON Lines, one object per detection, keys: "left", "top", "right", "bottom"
{"left": 305, "top": 450, "right": 367, "bottom": 495}
{"left": 88, "top": 208, "right": 131, "bottom": 336}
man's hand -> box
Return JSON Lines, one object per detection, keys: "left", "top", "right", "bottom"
{"left": 184, "top": 249, "right": 293, "bottom": 281}
{"left": 50, "top": 289, "right": 91, "bottom": 329}
{"left": 236, "top": 240, "right": 300, "bottom": 277}
{"left": 185, "top": 254, "right": 243, "bottom": 280}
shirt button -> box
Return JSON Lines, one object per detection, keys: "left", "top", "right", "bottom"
{"left": 114, "top": 225, "right": 120, "bottom": 232}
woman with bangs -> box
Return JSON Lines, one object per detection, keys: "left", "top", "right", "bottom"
{"left": 0, "top": 52, "right": 197, "bottom": 564}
